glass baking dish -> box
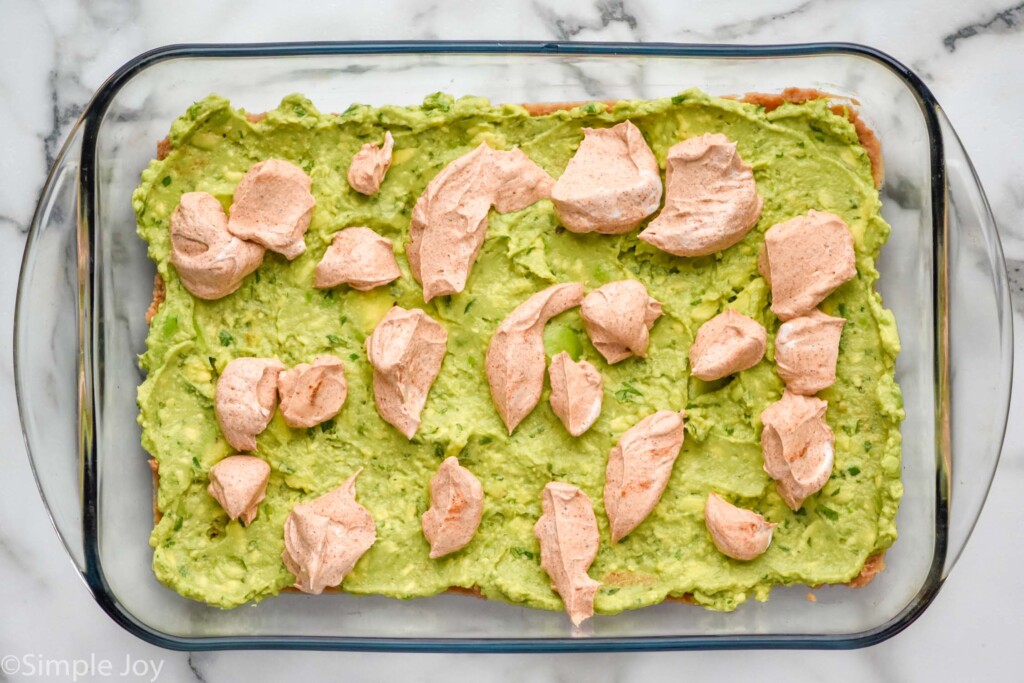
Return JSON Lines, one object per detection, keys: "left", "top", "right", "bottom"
{"left": 15, "top": 41, "right": 1012, "bottom": 651}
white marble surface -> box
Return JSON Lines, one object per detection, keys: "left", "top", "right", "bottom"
{"left": 2, "top": 0, "right": 1023, "bottom": 680}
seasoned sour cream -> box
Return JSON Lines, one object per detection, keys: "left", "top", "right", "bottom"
{"left": 550, "top": 121, "right": 662, "bottom": 234}
{"left": 207, "top": 455, "right": 271, "bottom": 525}
{"left": 762, "top": 210, "right": 856, "bottom": 320}
{"left": 281, "top": 468, "right": 377, "bottom": 595}
{"left": 215, "top": 357, "right": 286, "bottom": 452}
{"left": 689, "top": 309, "right": 767, "bottom": 381}
{"left": 604, "top": 410, "right": 686, "bottom": 543}
{"left": 169, "top": 191, "right": 265, "bottom": 300}
{"left": 485, "top": 283, "right": 585, "bottom": 433}
{"left": 347, "top": 131, "right": 394, "bottom": 195}
{"left": 365, "top": 306, "right": 448, "bottom": 439}
{"left": 227, "top": 159, "right": 316, "bottom": 260}
{"left": 407, "top": 143, "right": 554, "bottom": 301}
{"left": 760, "top": 391, "right": 835, "bottom": 510}
{"left": 704, "top": 492, "right": 776, "bottom": 561}
{"left": 775, "top": 309, "right": 846, "bottom": 395}
{"left": 580, "top": 280, "right": 663, "bottom": 364}
{"left": 277, "top": 355, "right": 348, "bottom": 428}
{"left": 534, "top": 481, "right": 601, "bottom": 626}
{"left": 421, "top": 456, "right": 484, "bottom": 559}
{"left": 548, "top": 351, "right": 603, "bottom": 436}
{"left": 640, "top": 133, "right": 762, "bottom": 256}
{"left": 314, "top": 227, "right": 401, "bottom": 291}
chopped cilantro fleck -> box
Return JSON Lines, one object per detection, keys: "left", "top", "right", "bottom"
{"left": 349, "top": 353, "right": 359, "bottom": 362}
{"left": 613, "top": 382, "right": 644, "bottom": 403}
{"left": 327, "top": 334, "right": 343, "bottom": 345}
{"left": 161, "top": 176, "right": 172, "bottom": 187}
{"left": 218, "top": 330, "right": 234, "bottom": 346}
{"left": 847, "top": 466, "right": 861, "bottom": 476}
{"left": 510, "top": 547, "right": 535, "bottom": 560}
{"left": 162, "top": 314, "right": 179, "bottom": 337}
{"left": 817, "top": 506, "right": 840, "bottom": 521}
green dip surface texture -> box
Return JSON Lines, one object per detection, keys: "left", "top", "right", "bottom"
{"left": 134, "top": 90, "right": 904, "bottom": 613}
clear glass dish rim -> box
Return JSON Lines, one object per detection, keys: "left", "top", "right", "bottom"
{"left": 50, "top": 40, "right": 958, "bottom": 652}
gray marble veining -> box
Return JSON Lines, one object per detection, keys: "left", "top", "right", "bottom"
{"left": 533, "top": 0, "right": 644, "bottom": 41}
{"left": 2, "top": 0, "right": 1023, "bottom": 681}
{"left": 943, "top": 1, "right": 1024, "bottom": 52}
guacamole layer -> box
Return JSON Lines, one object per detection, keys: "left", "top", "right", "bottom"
{"left": 134, "top": 90, "right": 903, "bottom": 612}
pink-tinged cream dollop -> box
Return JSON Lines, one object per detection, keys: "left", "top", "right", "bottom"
{"left": 704, "top": 492, "right": 776, "bottom": 561}
{"left": 580, "top": 280, "right": 663, "bottom": 364}
{"left": 775, "top": 309, "right": 846, "bottom": 395}
{"left": 533, "top": 482, "right": 601, "bottom": 627}
{"left": 689, "top": 309, "right": 767, "bottom": 381}
{"left": 485, "top": 283, "right": 585, "bottom": 433}
{"left": 762, "top": 210, "right": 856, "bottom": 320}
{"left": 314, "top": 227, "right": 401, "bottom": 291}
{"left": 226, "top": 159, "right": 316, "bottom": 260}
{"left": 639, "top": 133, "right": 762, "bottom": 256}
{"left": 215, "top": 357, "right": 286, "bottom": 452}
{"left": 550, "top": 121, "right": 663, "bottom": 235}
{"left": 407, "top": 143, "right": 554, "bottom": 302}
{"left": 207, "top": 455, "right": 271, "bottom": 525}
{"left": 365, "top": 306, "right": 448, "bottom": 439}
{"left": 281, "top": 469, "right": 377, "bottom": 595}
{"left": 169, "top": 191, "right": 265, "bottom": 300}
{"left": 347, "top": 131, "right": 394, "bottom": 195}
{"left": 421, "top": 457, "right": 484, "bottom": 559}
{"left": 548, "top": 352, "right": 603, "bottom": 437}
{"left": 760, "top": 391, "right": 835, "bottom": 510}
{"left": 277, "top": 355, "right": 348, "bottom": 428}
{"left": 604, "top": 410, "right": 686, "bottom": 542}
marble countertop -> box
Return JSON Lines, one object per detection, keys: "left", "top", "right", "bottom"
{"left": 2, "top": 1, "right": 1022, "bottom": 680}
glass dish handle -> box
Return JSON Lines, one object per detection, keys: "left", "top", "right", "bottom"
{"left": 15, "top": 122, "right": 88, "bottom": 574}
{"left": 939, "top": 106, "right": 1013, "bottom": 577}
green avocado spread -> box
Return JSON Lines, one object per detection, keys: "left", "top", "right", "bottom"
{"left": 134, "top": 90, "right": 904, "bottom": 613}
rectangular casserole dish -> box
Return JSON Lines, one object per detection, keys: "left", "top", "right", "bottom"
{"left": 15, "top": 41, "right": 1011, "bottom": 651}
